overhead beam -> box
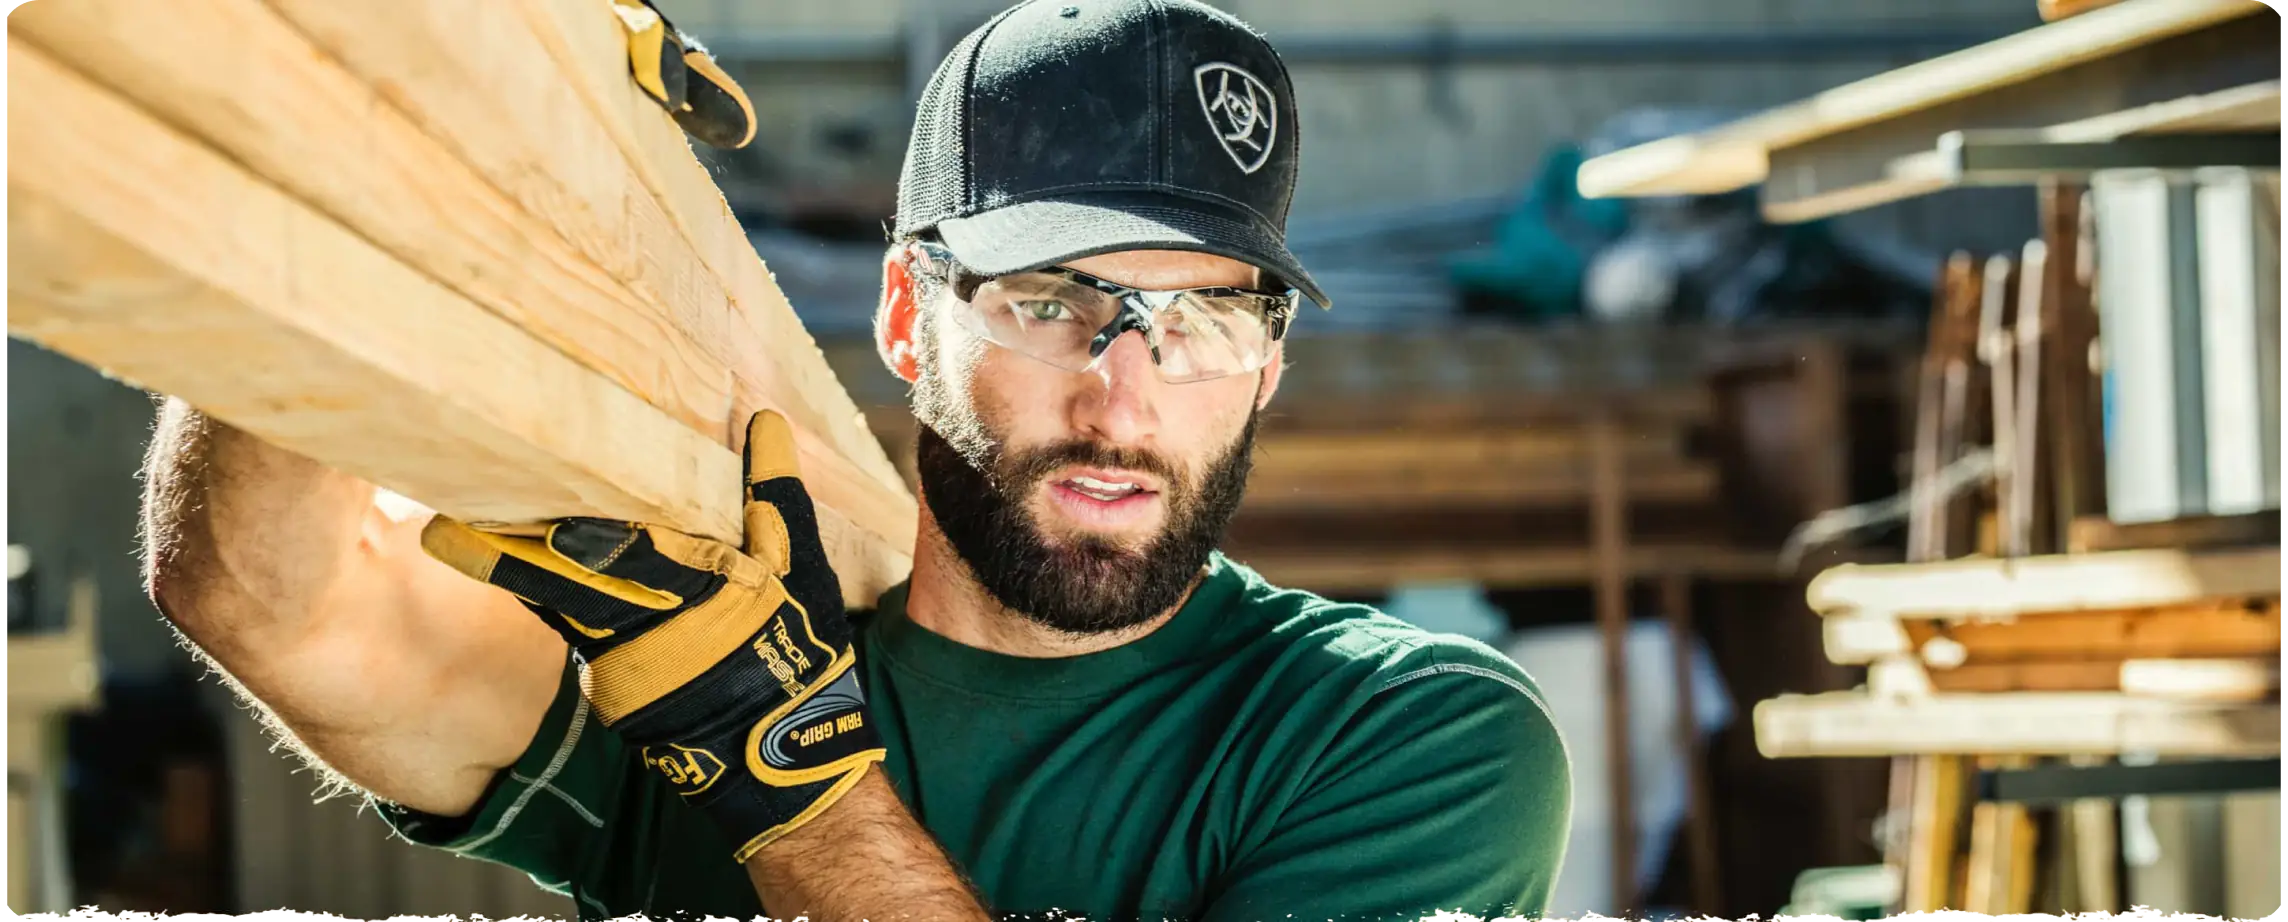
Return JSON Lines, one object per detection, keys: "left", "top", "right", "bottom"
{"left": 1577, "top": 0, "right": 2270, "bottom": 199}
{"left": 1231, "top": 544, "right": 1778, "bottom": 593}
{"left": 1755, "top": 16, "right": 2278, "bottom": 222}
{"left": 5, "top": 0, "right": 917, "bottom": 602}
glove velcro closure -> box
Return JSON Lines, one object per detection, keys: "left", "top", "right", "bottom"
{"left": 625, "top": 656, "right": 886, "bottom": 862}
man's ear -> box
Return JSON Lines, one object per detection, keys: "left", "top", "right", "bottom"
{"left": 876, "top": 248, "right": 922, "bottom": 384}
{"left": 1254, "top": 340, "right": 1285, "bottom": 410}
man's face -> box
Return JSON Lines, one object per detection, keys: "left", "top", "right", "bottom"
{"left": 910, "top": 249, "right": 1276, "bottom": 635}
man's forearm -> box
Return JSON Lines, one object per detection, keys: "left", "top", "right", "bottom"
{"left": 744, "top": 770, "right": 991, "bottom": 921}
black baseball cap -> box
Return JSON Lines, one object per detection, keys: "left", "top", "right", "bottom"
{"left": 894, "top": 0, "right": 1330, "bottom": 308}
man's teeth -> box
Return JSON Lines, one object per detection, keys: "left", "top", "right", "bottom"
{"left": 1066, "top": 475, "right": 1141, "bottom": 501}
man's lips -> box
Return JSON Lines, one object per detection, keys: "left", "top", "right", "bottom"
{"left": 1049, "top": 466, "right": 1163, "bottom": 502}
{"left": 1040, "top": 466, "right": 1166, "bottom": 528}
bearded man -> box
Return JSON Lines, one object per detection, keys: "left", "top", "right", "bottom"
{"left": 138, "top": 1, "right": 1570, "bottom": 919}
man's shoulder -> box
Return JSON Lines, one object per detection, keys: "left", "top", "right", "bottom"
{"left": 1217, "top": 559, "right": 1549, "bottom": 715}
{"left": 1218, "top": 564, "right": 1570, "bottom": 817}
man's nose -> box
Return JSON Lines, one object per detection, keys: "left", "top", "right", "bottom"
{"left": 1073, "top": 330, "right": 1161, "bottom": 443}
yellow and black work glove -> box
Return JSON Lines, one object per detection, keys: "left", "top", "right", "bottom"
{"left": 421, "top": 411, "right": 883, "bottom": 862}
{"left": 611, "top": 0, "right": 757, "bottom": 149}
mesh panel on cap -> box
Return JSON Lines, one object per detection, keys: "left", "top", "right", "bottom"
{"left": 894, "top": 17, "right": 1000, "bottom": 239}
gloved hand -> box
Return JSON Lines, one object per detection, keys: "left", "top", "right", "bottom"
{"left": 421, "top": 410, "right": 884, "bottom": 862}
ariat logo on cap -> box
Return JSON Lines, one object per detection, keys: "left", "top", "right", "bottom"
{"left": 641, "top": 744, "right": 726, "bottom": 795}
{"left": 1194, "top": 62, "right": 1277, "bottom": 174}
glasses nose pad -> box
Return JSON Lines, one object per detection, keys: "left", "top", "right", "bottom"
{"left": 1086, "top": 304, "right": 1162, "bottom": 366}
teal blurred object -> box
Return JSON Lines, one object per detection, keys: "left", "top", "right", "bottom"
{"left": 1778, "top": 865, "right": 1898, "bottom": 920}
{"left": 1445, "top": 144, "right": 1629, "bottom": 320}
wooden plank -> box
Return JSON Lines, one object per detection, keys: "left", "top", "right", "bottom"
{"left": 1805, "top": 547, "right": 2281, "bottom": 620}
{"left": 2062, "top": 770, "right": 2121, "bottom": 912}
{"left": 1252, "top": 428, "right": 1686, "bottom": 476}
{"left": 1828, "top": 599, "right": 2281, "bottom": 665}
{"left": 1981, "top": 254, "right": 2026, "bottom": 557}
{"left": 1903, "top": 755, "right": 1967, "bottom": 912}
{"left": 1661, "top": 575, "right": 1722, "bottom": 916}
{"left": 2068, "top": 510, "right": 2281, "bottom": 552}
{"left": 1587, "top": 413, "right": 1636, "bottom": 917}
{"left": 1925, "top": 659, "right": 2126, "bottom": 694}
{"left": 1939, "top": 255, "right": 1991, "bottom": 560}
{"left": 2, "top": 36, "right": 912, "bottom": 604}
{"left": 1962, "top": 756, "right": 2039, "bottom": 914}
{"left": 2042, "top": 183, "right": 2107, "bottom": 535}
{"left": 1241, "top": 460, "right": 1717, "bottom": 512}
{"left": 1577, "top": 0, "right": 2269, "bottom": 198}
{"left": 1753, "top": 691, "right": 2281, "bottom": 757}
{"left": 2045, "top": 80, "right": 2282, "bottom": 141}
{"left": 1234, "top": 544, "right": 1777, "bottom": 593}
{"left": 2118, "top": 657, "right": 2280, "bottom": 702}
{"left": 2013, "top": 240, "right": 2054, "bottom": 554}
{"left": 1748, "top": 22, "right": 2269, "bottom": 225}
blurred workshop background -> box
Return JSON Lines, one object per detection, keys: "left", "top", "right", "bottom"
{"left": 7, "top": 0, "right": 2280, "bottom": 918}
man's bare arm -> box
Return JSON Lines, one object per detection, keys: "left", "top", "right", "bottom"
{"left": 744, "top": 772, "right": 992, "bottom": 921}
{"left": 140, "top": 397, "right": 565, "bottom": 815}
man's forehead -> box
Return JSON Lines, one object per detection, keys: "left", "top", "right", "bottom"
{"left": 1059, "top": 249, "right": 1262, "bottom": 290}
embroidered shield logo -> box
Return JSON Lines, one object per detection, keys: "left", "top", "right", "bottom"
{"left": 1194, "top": 62, "right": 1278, "bottom": 174}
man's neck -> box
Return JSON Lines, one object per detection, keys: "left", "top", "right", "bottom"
{"left": 901, "top": 511, "right": 1197, "bottom": 659}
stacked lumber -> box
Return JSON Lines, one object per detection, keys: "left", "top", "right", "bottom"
{"left": 6, "top": 0, "right": 917, "bottom": 604}
{"left": 1749, "top": 183, "right": 2281, "bottom": 917}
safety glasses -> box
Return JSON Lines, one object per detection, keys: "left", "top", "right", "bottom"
{"left": 912, "top": 242, "right": 1296, "bottom": 385}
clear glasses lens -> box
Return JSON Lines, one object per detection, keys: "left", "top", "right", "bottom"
{"left": 958, "top": 273, "right": 1278, "bottom": 383}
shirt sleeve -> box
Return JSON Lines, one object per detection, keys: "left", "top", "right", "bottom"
{"left": 1200, "top": 642, "right": 1574, "bottom": 922}
{"left": 374, "top": 653, "right": 625, "bottom": 894}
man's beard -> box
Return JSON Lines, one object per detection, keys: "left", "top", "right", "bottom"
{"left": 912, "top": 408, "right": 1258, "bottom": 636}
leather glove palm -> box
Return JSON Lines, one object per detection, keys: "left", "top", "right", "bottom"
{"left": 422, "top": 411, "right": 884, "bottom": 862}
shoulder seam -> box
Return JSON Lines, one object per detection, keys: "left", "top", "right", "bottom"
{"left": 1378, "top": 661, "right": 1570, "bottom": 766}
{"left": 450, "top": 695, "right": 593, "bottom": 854}
{"left": 1380, "top": 661, "right": 1529, "bottom": 698}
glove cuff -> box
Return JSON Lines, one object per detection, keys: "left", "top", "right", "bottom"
{"left": 631, "top": 656, "right": 888, "bottom": 862}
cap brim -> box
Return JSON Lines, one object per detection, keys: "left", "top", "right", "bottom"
{"left": 933, "top": 192, "right": 1330, "bottom": 308}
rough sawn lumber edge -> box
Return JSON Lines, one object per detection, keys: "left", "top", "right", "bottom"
{"left": 3, "top": 39, "right": 909, "bottom": 605}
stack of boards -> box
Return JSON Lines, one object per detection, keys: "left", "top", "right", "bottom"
{"left": 5, "top": 0, "right": 917, "bottom": 605}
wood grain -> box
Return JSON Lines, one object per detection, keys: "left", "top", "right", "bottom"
{"left": 3, "top": 39, "right": 909, "bottom": 602}
{"left": 231, "top": 0, "right": 910, "bottom": 530}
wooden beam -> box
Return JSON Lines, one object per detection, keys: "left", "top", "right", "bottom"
{"left": 2118, "top": 657, "right": 2280, "bottom": 702}
{"left": 1230, "top": 543, "right": 1778, "bottom": 594}
{"left": 1903, "top": 656, "right": 2283, "bottom": 699}
{"left": 1825, "top": 598, "right": 2281, "bottom": 665}
{"left": 1754, "top": 691, "right": 2281, "bottom": 757}
{"left": 1902, "top": 754, "right": 1968, "bottom": 913}
{"left": 1806, "top": 547, "right": 2280, "bottom": 620}
{"left": 1761, "top": 69, "right": 2278, "bottom": 223}
{"left": 4, "top": 35, "right": 912, "bottom": 603}
{"left": 1577, "top": 0, "right": 2267, "bottom": 198}
{"left": 1587, "top": 413, "right": 1637, "bottom": 917}
{"left": 1242, "top": 462, "right": 1716, "bottom": 513}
